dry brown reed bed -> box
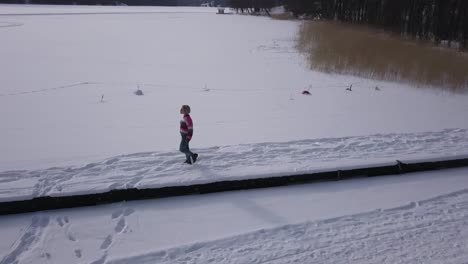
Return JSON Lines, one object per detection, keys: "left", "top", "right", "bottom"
{"left": 296, "top": 21, "right": 468, "bottom": 92}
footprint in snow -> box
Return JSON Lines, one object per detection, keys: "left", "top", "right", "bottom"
{"left": 115, "top": 218, "right": 126, "bottom": 233}
{"left": 100, "top": 235, "right": 112, "bottom": 250}
{"left": 74, "top": 249, "right": 82, "bottom": 258}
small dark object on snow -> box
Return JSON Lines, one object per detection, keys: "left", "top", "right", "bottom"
{"left": 302, "top": 90, "right": 311, "bottom": 95}
{"left": 184, "top": 153, "right": 198, "bottom": 165}
{"left": 346, "top": 85, "right": 352, "bottom": 91}
{"left": 375, "top": 86, "right": 381, "bottom": 91}
{"left": 135, "top": 89, "right": 144, "bottom": 96}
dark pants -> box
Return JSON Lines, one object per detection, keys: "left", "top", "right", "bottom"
{"left": 179, "top": 134, "right": 193, "bottom": 161}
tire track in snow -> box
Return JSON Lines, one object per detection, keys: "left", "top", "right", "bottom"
{"left": 0, "top": 82, "right": 90, "bottom": 97}
{"left": 0, "top": 21, "right": 23, "bottom": 28}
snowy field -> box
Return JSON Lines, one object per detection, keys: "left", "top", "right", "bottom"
{"left": 1, "top": 168, "right": 468, "bottom": 264}
{"left": 1, "top": 128, "right": 468, "bottom": 202}
{"left": 1, "top": 4, "right": 468, "bottom": 172}
{"left": 1, "top": 4, "right": 468, "bottom": 264}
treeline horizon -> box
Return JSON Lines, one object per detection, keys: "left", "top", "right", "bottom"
{"left": 228, "top": 0, "right": 279, "bottom": 14}
{"left": 228, "top": 0, "right": 468, "bottom": 49}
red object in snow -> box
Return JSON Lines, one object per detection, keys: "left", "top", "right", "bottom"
{"left": 302, "top": 90, "right": 311, "bottom": 95}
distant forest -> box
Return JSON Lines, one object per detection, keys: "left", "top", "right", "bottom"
{"left": 227, "top": 0, "right": 279, "bottom": 14}
{"left": 227, "top": 0, "right": 468, "bottom": 49}
{"left": 281, "top": 0, "right": 468, "bottom": 49}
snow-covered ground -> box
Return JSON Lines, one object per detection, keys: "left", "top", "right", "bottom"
{"left": 1, "top": 5, "right": 467, "bottom": 172}
{"left": 1, "top": 4, "right": 468, "bottom": 264}
{"left": 1, "top": 128, "right": 468, "bottom": 202}
{"left": 1, "top": 168, "right": 468, "bottom": 264}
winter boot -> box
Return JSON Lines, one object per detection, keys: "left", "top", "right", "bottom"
{"left": 191, "top": 153, "right": 198, "bottom": 164}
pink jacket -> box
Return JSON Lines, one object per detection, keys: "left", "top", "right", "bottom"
{"left": 180, "top": 114, "right": 193, "bottom": 140}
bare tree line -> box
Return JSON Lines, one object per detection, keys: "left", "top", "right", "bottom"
{"left": 226, "top": 0, "right": 467, "bottom": 49}
{"left": 227, "top": 0, "right": 279, "bottom": 14}
{"left": 281, "top": 0, "right": 468, "bottom": 49}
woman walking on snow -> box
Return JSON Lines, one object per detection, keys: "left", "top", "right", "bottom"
{"left": 179, "top": 105, "right": 198, "bottom": 164}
